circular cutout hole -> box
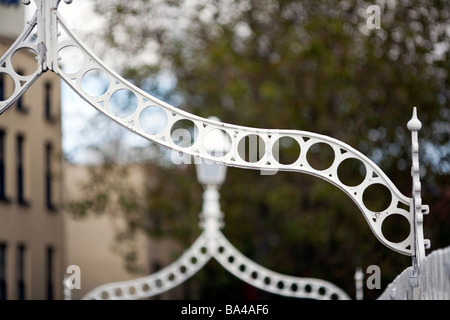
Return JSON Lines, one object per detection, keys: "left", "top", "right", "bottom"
{"left": 114, "top": 288, "right": 122, "bottom": 296}
{"left": 58, "top": 45, "right": 84, "bottom": 74}
{"left": 264, "top": 277, "right": 271, "bottom": 285}
{"left": 101, "top": 291, "right": 109, "bottom": 299}
{"left": 362, "top": 183, "right": 392, "bottom": 212}
{"left": 155, "top": 279, "right": 163, "bottom": 288}
{"left": 337, "top": 158, "right": 367, "bottom": 186}
{"left": 170, "top": 119, "right": 198, "bottom": 148}
{"left": 128, "top": 286, "right": 136, "bottom": 295}
{"left": 200, "top": 247, "right": 207, "bottom": 254}
{"left": 273, "top": 136, "right": 301, "bottom": 165}
{"left": 228, "top": 256, "right": 235, "bottom": 263}
{"left": 331, "top": 293, "right": 339, "bottom": 300}
{"left": 381, "top": 213, "right": 410, "bottom": 243}
{"left": 168, "top": 273, "right": 176, "bottom": 281}
{"left": 217, "top": 246, "right": 224, "bottom": 254}
{"left": 238, "top": 134, "right": 265, "bottom": 163}
{"left": 204, "top": 129, "right": 232, "bottom": 157}
{"left": 110, "top": 89, "right": 138, "bottom": 118}
{"left": 81, "top": 69, "right": 109, "bottom": 97}
{"left": 251, "top": 271, "right": 258, "bottom": 279}
{"left": 307, "top": 142, "right": 335, "bottom": 170}
{"left": 179, "top": 265, "right": 187, "bottom": 274}
{"left": 190, "top": 257, "right": 197, "bottom": 265}
{"left": 277, "top": 281, "right": 285, "bottom": 289}
{"left": 239, "top": 264, "right": 246, "bottom": 272}
{"left": 12, "top": 47, "right": 38, "bottom": 76}
{"left": 139, "top": 106, "right": 168, "bottom": 135}
{"left": 318, "top": 287, "right": 326, "bottom": 295}
{"left": 304, "top": 284, "right": 312, "bottom": 293}
{"left": 142, "top": 283, "right": 150, "bottom": 292}
{"left": 0, "top": 72, "right": 15, "bottom": 101}
{"left": 291, "top": 283, "right": 298, "bottom": 292}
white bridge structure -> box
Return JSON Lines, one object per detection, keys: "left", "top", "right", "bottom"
{"left": 1, "top": 0, "right": 448, "bottom": 300}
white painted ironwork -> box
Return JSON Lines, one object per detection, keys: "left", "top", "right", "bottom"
{"left": 354, "top": 268, "right": 364, "bottom": 300}
{"left": 378, "top": 246, "right": 450, "bottom": 300}
{"left": 407, "top": 107, "right": 431, "bottom": 299}
{"left": 0, "top": 0, "right": 433, "bottom": 299}
{"left": 83, "top": 178, "right": 351, "bottom": 300}
{"left": 0, "top": 11, "right": 40, "bottom": 113}
{"left": 63, "top": 275, "right": 71, "bottom": 300}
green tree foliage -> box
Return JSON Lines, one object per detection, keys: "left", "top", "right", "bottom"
{"left": 71, "top": 0, "right": 450, "bottom": 299}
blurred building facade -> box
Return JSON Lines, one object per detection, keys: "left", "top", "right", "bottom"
{"left": 0, "top": 0, "right": 65, "bottom": 300}
{"left": 64, "top": 163, "right": 186, "bottom": 300}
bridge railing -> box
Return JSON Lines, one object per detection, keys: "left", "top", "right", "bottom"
{"left": 2, "top": 0, "right": 445, "bottom": 300}
{"left": 378, "top": 246, "right": 450, "bottom": 300}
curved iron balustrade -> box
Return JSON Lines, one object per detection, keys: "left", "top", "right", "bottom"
{"left": 0, "top": 0, "right": 430, "bottom": 299}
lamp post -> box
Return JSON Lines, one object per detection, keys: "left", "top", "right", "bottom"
{"left": 195, "top": 117, "right": 228, "bottom": 237}
{"left": 354, "top": 267, "right": 364, "bottom": 300}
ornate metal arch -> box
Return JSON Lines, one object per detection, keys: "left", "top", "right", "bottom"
{"left": 1, "top": 0, "right": 430, "bottom": 299}
{"left": 82, "top": 183, "right": 352, "bottom": 300}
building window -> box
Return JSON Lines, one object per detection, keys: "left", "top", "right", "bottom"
{"left": 0, "top": 1, "right": 21, "bottom": 7}
{"left": 16, "top": 134, "right": 28, "bottom": 206}
{"left": 0, "top": 243, "right": 6, "bottom": 300}
{"left": 45, "top": 143, "right": 56, "bottom": 211}
{"left": 17, "top": 244, "right": 25, "bottom": 300}
{"left": 46, "top": 246, "right": 54, "bottom": 300}
{"left": 15, "top": 70, "right": 27, "bottom": 113}
{"left": 0, "top": 73, "right": 4, "bottom": 101}
{"left": 44, "top": 82, "right": 52, "bottom": 121}
{"left": 0, "top": 130, "right": 8, "bottom": 202}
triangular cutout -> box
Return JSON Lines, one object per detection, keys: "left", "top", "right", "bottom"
{"left": 340, "top": 149, "right": 348, "bottom": 154}
{"left": 397, "top": 201, "right": 409, "bottom": 211}
{"left": 20, "top": 80, "right": 26, "bottom": 87}
{"left": 372, "top": 172, "right": 378, "bottom": 178}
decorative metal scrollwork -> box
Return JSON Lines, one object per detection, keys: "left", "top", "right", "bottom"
{"left": 82, "top": 184, "right": 351, "bottom": 300}
{"left": 1, "top": 0, "right": 430, "bottom": 299}
{"left": 53, "top": 5, "right": 414, "bottom": 256}
{"left": 0, "top": 13, "right": 41, "bottom": 114}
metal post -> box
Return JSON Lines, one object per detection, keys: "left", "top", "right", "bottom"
{"left": 407, "top": 107, "right": 430, "bottom": 300}
{"left": 27, "top": 0, "right": 70, "bottom": 71}
{"left": 63, "top": 275, "right": 71, "bottom": 300}
{"left": 199, "top": 184, "right": 224, "bottom": 232}
{"left": 354, "top": 267, "right": 364, "bottom": 300}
